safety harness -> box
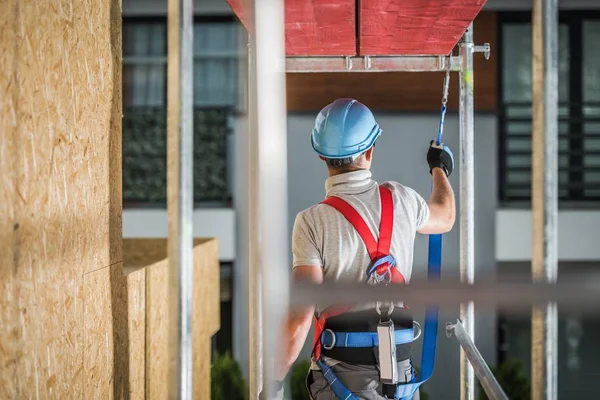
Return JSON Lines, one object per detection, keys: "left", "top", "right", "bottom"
{"left": 308, "top": 71, "right": 450, "bottom": 400}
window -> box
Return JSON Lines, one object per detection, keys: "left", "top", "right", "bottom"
{"left": 499, "top": 12, "right": 600, "bottom": 203}
{"left": 123, "top": 17, "right": 241, "bottom": 108}
{"left": 122, "top": 17, "right": 242, "bottom": 206}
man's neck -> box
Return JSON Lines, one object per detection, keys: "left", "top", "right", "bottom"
{"left": 328, "top": 167, "right": 368, "bottom": 177}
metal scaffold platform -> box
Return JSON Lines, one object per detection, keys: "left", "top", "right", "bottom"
{"left": 165, "top": 0, "right": 560, "bottom": 399}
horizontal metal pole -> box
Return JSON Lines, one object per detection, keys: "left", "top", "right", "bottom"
{"left": 289, "top": 278, "right": 600, "bottom": 313}
{"left": 447, "top": 321, "right": 509, "bottom": 400}
{"left": 286, "top": 55, "right": 461, "bottom": 73}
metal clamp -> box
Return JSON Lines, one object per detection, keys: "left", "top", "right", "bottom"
{"left": 445, "top": 320, "right": 458, "bottom": 338}
{"left": 322, "top": 329, "right": 336, "bottom": 350}
{"left": 344, "top": 56, "right": 352, "bottom": 71}
{"left": 474, "top": 43, "right": 491, "bottom": 60}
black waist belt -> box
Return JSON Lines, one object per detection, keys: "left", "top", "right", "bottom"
{"left": 320, "top": 308, "right": 413, "bottom": 365}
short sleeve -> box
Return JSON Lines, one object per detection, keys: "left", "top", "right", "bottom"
{"left": 386, "top": 182, "right": 430, "bottom": 231}
{"left": 404, "top": 186, "right": 430, "bottom": 230}
{"left": 292, "top": 211, "right": 322, "bottom": 269}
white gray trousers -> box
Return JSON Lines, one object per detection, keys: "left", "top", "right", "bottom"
{"left": 306, "top": 359, "right": 420, "bottom": 400}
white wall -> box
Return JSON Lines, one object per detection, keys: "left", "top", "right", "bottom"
{"left": 122, "top": 208, "right": 236, "bottom": 261}
{"left": 496, "top": 210, "right": 600, "bottom": 261}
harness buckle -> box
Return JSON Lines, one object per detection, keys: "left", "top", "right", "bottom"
{"left": 376, "top": 301, "right": 394, "bottom": 319}
{"left": 321, "top": 329, "right": 336, "bottom": 350}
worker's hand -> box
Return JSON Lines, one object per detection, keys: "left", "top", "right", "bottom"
{"left": 427, "top": 140, "right": 454, "bottom": 177}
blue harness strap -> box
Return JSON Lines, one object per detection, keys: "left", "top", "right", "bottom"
{"left": 321, "top": 327, "right": 415, "bottom": 348}
{"left": 316, "top": 359, "right": 359, "bottom": 400}
{"left": 393, "top": 233, "right": 442, "bottom": 399}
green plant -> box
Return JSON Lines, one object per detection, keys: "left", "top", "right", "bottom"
{"left": 477, "top": 359, "right": 530, "bottom": 400}
{"left": 211, "top": 351, "right": 247, "bottom": 400}
{"left": 290, "top": 359, "right": 311, "bottom": 400}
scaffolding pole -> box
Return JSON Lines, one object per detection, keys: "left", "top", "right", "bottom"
{"left": 252, "top": 0, "right": 289, "bottom": 398}
{"left": 531, "top": 0, "right": 559, "bottom": 399}
{"left": 166, "top": 0, "right": 194, "bottom": 398}
{"left": 459, "top": 22, "right": 476, "bottom": 400}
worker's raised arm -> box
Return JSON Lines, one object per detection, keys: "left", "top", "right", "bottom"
{"left": 418, "top": 141, "right": 456, "bottom": 235}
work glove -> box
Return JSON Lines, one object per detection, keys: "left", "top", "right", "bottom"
{"left": 258, "top": 380, "right": 284, "bottom": 400}
{"left": 427, "top": 140, "right": 454, "bottom": 177}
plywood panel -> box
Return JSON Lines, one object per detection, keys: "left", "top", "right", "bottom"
{"left": 84, "top": 267, "right": 114, "bottom": 400}
{"left": 0, "top": 0, "right": 122, "bottom": 398}
{"left": 145, "top": 257, "right": 170, "bottom": 400}
{"left": 287, "top": 11, "right": 497, "bottom": 112}
{"left": 226, "top": 0, "right": 356, "bottom": 56}
{"left": 84, "top": 264, "right": 145, "bottom": 400}
{"left": 285, "top": 0, "right": 356, "bottom": 56}
{"left": 126, "top": 267, "right": 147, "bottom": 400}
{"left": 0, "top": 0, "right": 19, "bottom": 396}
{"left": 139, "top": 238, "right": 220, "bottom": 399}
{"left": 193, "top": 239, "right": 221, "bottom": 399}
{"left": 359, "top": 0, "right": 486, "bottom": 55}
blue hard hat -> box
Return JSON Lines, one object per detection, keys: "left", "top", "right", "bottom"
{"left": 311, "top": 98, "right": 382, "bottom": 159}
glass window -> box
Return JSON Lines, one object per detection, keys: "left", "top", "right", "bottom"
{"left": 122, "top": 19, "right": 239, "bottom": 207}
{"left": 123, "top": 22, "right": 167, "bottom": 107}
{"left": 194, "top": 22, "right": 241, "bottom": 107}
{"left": 583, "top": 20, "right": 600, "bottom": 198}
{"left": 499, "top": 13, "right": 600, "bottom": 203}
{"left": 500, "top": 21, "right": 570, "bottom": 201}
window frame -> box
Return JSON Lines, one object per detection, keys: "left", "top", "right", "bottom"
{"left": 497, "top": 11, "right": 600, "bottom": 207}
{"left": 122, "top": 15, "right": 242, "bottom": 109}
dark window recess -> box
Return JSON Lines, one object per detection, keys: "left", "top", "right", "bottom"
{"left": 122, "top": 107, "right": 232, "bottom": 206}
{"left": 498, "top": 12, "right": 600, "bottom": 204}
{"left": 122, "top": 17, "right": 242, "bottom": 207}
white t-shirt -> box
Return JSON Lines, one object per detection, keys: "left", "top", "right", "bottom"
{"left": 292, "top": 169, "right": 430, "bottom": 368}
{"left": 292, "top": 169, "right": 430, "bottom": 289}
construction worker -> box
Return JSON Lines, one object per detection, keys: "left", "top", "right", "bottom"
{"left": 268, "top": 98, "right": 456, "bottom": 400}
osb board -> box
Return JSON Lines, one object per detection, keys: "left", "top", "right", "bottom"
{"left": 127, "top": 267, "right": 147, "bottom": 400}
{"left": 192, "top": 239, "right": 221, "bottom": 399}
{"left": 0, "top": 0, "right": 19, "bottom": 397}
{"left": 123, "top": 238, "right": 213, "bottom": 269}
{"left": 145, "top": 257, "right": 169, "bottom": 400}
{"left": 0, "top": 0, "right": 122, "bottom": 398}
{"left": 83, "top": 264, "right": 145, "bottom": 400}
{"left": 84, "top": 266, "right": 115, "bottom": 400}
{"left": 286, "top": 11, "right": 497, "bottom": 112}
{"left": 144, "top": 239, "right": 220, "bottom": 399}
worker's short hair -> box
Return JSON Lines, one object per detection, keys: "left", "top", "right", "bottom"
{"left": 324, "top": 156, "right": 358, "bottom": 168}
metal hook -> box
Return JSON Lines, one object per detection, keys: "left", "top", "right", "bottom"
{"left": 441, "top": 70, "right": 451, "bottom": 106}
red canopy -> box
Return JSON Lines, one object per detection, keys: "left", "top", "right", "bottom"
{"left": 226, "top": 0, "right": 486, "bottom": 56}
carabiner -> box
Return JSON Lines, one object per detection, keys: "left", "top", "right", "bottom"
{"left": 441, "top": 70, "right": 450, "bottom": 106}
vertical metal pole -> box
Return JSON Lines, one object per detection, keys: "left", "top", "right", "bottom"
{"left": 459, "top": 22, "right": 476, "bottom": 400}
{"left": 167, "top": 0, "right": 194, "bottom": 398}
{"left": 232, "top": 19, "right": 253, "bottom": 384}
{"left": 253, "top": 0, "right": 289, "bottom": 397}
{"left": 247, "top": 38, "right": 262, "bottom": 398}
{"left": 531, "top": 0, "right": 559, "bottom": 399}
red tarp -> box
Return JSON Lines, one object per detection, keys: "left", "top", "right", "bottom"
{"left": 226, "top": 0, "right": 486, "bottom": 56}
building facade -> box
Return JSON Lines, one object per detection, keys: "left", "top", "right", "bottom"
{"left": 122, "top": 0, "right": 600, "bottom": 397}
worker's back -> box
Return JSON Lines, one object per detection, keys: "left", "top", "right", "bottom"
{"left": 292, "top": 169, "right": 429, "bottom": 288}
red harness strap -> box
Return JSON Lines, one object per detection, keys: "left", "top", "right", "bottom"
{"left": 311, "top": 185, "right": 406, "bottom": 361}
